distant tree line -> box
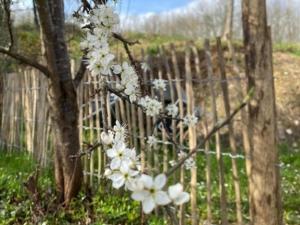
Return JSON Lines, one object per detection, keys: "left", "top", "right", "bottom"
{"left": 121, "top": 0, "right": 300, "bottom": 43}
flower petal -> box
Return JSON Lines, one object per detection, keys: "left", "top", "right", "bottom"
{"left": 127, "top": 179, "right": 144, "bottom": 192}
{"left": 110, "top": 158, "right": 121, "bottom": 170}
{"left": 155, "top": 191, "right": 171, "bottom": 205}
{"left": 129, "top": 169, "right": 139, "bottom": 177}
{"left": 140, "top": 174, "right": 153, "bottom": 189}
{"left": 173, "top": 192, "right": 190, "bottom": 205}
{"left": 131, "top": 190, "right": 149, "bottom": 201}
{"left": 168, "top": 183, "right": 183, "bottom": 200}
{"left": 112, "top": 177, "right": 125, "bottom": 189}
{"left": 154, "top": 173, "right": 167, "bottom": 190}
{"left": 120, "top": 163, "right": 130, "bottom": 173}
{"left": 142, "top": 197, "right": 156, "bottom": 214}
{"left": 106, "top": 148, "right": 117, "bottom": 158}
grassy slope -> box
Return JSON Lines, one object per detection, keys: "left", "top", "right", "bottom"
{"left": 0, "top": 145, "right": 299, "bottom": 224}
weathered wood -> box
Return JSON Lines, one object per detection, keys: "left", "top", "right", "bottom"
{"left": 216, "top": 37, "right": 243, "bottom": 225}
{"left": 204, "top": 39, "right": 229, "bottom": 225}
{"left": 191, "top": 43, "right": 213, "bottom": 222}
{"left": 88, "top": 75, "right": 95, "bottom": 186}
{"left": 160, "top": 46, "right": 177, "bottom": 171}
{"left": 141, "top": 50, "right": 153, "bottom": 173}
{"left": 185, "top": 44, "right": 198, "bottom": 225}
{"left": 157, "top": 52, "right": 168, "bottom": 172}
{"left": 170, "top": 44, "right": 185, "bottom": 225}
{"left": 242, "top": 1, "right": 282, "bottom": 224}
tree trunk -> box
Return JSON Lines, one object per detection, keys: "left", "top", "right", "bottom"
{"left": 242, "top": 0, "right": 283, "bottom": 224}
{"left": 222, "top": 0, "right": 234, "bottom": 41}
{"left": 35, "top": 0, "right": 82, "bottom": 204}
{"left": 49, "top": 81, "right": 82, "bottom": 203}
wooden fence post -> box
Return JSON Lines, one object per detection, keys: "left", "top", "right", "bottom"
{"left": 216, "top": 37, "right": 243, "bottom": 225}
{"left": 242, "top": 0, "right": 282, "bottom": 224}
{"left": 191, "top": 43, "right": 213, "bottom": 223}
{"left": 204, "top": 39, "right": 229, "bottom": 225}
{"left": 185, "top": 43, "right": 198, "bottom": 225}
{"left": 170, "top": 43, "right": 185, "bottom": 225}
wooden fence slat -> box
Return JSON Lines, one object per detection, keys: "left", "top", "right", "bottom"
{"left": 216, "top": 37, "right": 243, "bottom": 225}
{"left": 157, "top": 52, "right": 168, "bottom": 173}
{"left": 185, "top": 43, "right": 198, "bottom": 225}
{"left": 88, "top": 74, "right": 95, "bottom": 186}
{"left": 160, "top": 46, "right": 177, "bottom": 173}
{"left": 170, "top": 43, "right": 185, "bottom": 225}
{"left": 191, "top": 43, "right": 213, "bottom": 222}
{"left": 204, "top": 39, "right": 229, "bottom": 225}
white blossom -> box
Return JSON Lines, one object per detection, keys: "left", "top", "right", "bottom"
{"left": 106, "top": 141, "right": 133, "bottom": 170}
{"left": 90, "top": 6, "right": 119, "bottom": 29}
{"left": 131, "top": 174, "right": 171, "bottom": 214}
{"left": 178, "top": 151, "right": 196, "bottom": 170}
{"left": 168, "top": 183, "right": 190, "bottom": 205}
{"left": 169, "top": 160, "right": 176, "bottom": 167}
{"left": 108, "top": 164, "right": 139, "bottom": 189}
{"left": 120, "top": 62, "right": 139, "bottom": 102}
{"left": 113, "top": 121, "right": 126, "bottom": 143}
{"left": 104, "top": 168, "right": 112, "bottom": 177}
{"left": 111, "top": 64, "right": 122, "bottom": 74}
{"left": 184, "top": 158, "right": 196, "bottom": 170}
{"left": 183, "top": 114, "right": 198, "bottom": 127}
{"left": 101, "top": 131, "right": 114, "bottom": 145}
{"left": 139, "top": 96, "right": 162, "bottom": 117}
{"left": 153, "top": 79, "right": 166, "bottom": 91}
{"left": 286, "top": 128, "right": 293, "bottom": 135}
{"left": 147, "top": 136, "right": 158, "bottom": 147}
{"left": 81, "top": 5, "right": 191, "bottom": 214}
{"left": 166, "top": 104, "right": 178, "bottom": 117}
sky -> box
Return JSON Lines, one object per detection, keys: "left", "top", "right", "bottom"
{"left": 12, "top": 0, "right": 193, "bottom": 16}
{"left": 11, "top": 0, "right": 195, "bottom": 25}
{"left": 117, "top": 0, "right": 191, "bottom": 15}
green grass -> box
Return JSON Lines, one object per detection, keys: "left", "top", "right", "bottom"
{"left": 274, "top": 42, "right": 300, "bottom": 57}
{"left": 0, "top": 143, "right": 299, "bottom": 224}
{"left": 0, "top": 151, "right": 164, "bottom": 225}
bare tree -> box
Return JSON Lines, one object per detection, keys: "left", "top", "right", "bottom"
{"left": 242, "top": 0, "right": 283, "bottom": 224}
{"left": 0, "top": 0, "right": 87, "bottom": 204}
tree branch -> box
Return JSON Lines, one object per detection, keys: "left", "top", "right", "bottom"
{"left": 73, "top": 55, "right": 87, "bottom": 87}
{"left": 3, "top": 0, "right": 14, "bottom": 51}
{"left": 165, "top": 88, "right": 254, "bottom": 177}
{"left": 112, "top": 32, "right": 140, "bottom": 66}
{"left": 0, "top": 47, "right": 50, "bottom": 77}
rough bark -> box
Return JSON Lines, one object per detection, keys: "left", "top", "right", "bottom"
{"left": 242, "top": 0, "right": 282, "bottom": 224}
{"left": 35, "top": 0, "right": 82, "bottom": 204}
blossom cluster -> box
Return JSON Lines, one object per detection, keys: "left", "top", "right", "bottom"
{"left": 101, "top": 121, "right": 190, "bottom": 214}
{"left": 153, "top": 79, "right": 167, "bottom": 91}
{"left": 81, "top": 5, "right": 119, "bottom": 76}
{"left": 166, "top": 103, "right": 179, "bottom": 117}
{"left": 139, "top": 96, "right": 163, "bottom": 117}
{"left": 79, "top": 4, "right": 203, "bottom": 215}
{"left": 81, "top": 5, "right": 139, "bottom": 102}
{"left": 81, "top": 5, "right": 200, "bottom": 124}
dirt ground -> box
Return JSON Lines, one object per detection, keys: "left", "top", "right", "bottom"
{"left": 273, "top": 52, "right": 300, "bottom": 144}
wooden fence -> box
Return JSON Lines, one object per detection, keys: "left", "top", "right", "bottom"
{"left": 0, "top": 40, "right": 250, "bottom": 224}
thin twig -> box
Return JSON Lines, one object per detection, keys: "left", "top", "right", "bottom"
{"left": 0, "top": 47, "right": 50, "bottom": 77}
{"left": 165, "top": 89, "right": 253, "bottom": 177}
{"left": 73, "top": 54, "right": 88, "bottom": 87}
{"left": 70, "top": 142, "right": 102, "bottom": 159}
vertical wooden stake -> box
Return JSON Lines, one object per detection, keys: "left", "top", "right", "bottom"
{"left": 216, "top": 37, "right": 243, "bottom": 225}
{"left": 204, "top": 39, "right": 229, "bottom": 225}
{"left": 185, "top": 43, "right": 198, "bottom": 225}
